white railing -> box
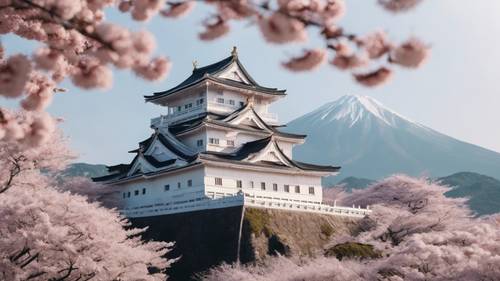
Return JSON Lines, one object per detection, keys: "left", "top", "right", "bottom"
{"left": 121, "top": 193, "right": 371, "bottom": 218}
{"left": 150, "top": 105, "right": 204, "bottom": 127}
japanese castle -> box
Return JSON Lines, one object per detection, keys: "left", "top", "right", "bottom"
{"left": 94, "top": 48, "right": 370, "bottom": 218}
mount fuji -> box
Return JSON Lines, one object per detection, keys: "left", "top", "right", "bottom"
{"left": 284, "top": 95, "right": 500, "bottom": 185}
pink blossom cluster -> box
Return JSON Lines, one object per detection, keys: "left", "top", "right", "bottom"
{"left": 189, "top": 0, "right": 428, "bottom": 87}
{"left": 202, "top": 175, "right": 500, "bottom": 281}
{"left": 0, "top": 0, "right": 171, "bottom": 146}
{"left": 0, "top": 128, "right": 175, "bottom": 280}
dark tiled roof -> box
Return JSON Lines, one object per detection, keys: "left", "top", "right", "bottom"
{"left": 200, "top": 136, "right": 339, "bottom": 173}
{"left": 144, "top": 55, "right": 285, "bottom": 101}
{"left": 143, "top": 155, "right": 177, "bottom": 168}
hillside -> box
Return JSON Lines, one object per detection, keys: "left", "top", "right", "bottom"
{"left": 438, "top": 172, "right": 500, "bottom": 215}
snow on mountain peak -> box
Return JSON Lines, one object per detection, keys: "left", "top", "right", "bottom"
{"left": 316, "top": 95, "right": 417, "bottom": 127}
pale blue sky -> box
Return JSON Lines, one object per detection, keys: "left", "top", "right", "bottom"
{"left": 2, "top": 0, "right": 500, "bottom": 165}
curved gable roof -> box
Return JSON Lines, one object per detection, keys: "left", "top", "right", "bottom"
{"left": 144, "top": 54, "right": 285, "bottom": 102}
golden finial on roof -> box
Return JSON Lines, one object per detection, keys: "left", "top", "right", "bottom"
{"left": 192, "top": 60, "right": 198, "bottom": 70}
{"left": 231, "top": 46, "right": 238, "bottom": 57}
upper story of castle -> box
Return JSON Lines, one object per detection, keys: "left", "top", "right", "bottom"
{"left": 146, "top": 47, "right": 285, "bottom": 127}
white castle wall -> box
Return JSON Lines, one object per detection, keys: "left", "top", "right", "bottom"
{"left": 119, "top": 166, "right": 205, "bottom": 209}
{"left": 204, "top": 165, "right": 323, "bottom": 203}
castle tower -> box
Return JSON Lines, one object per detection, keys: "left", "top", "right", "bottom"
{"left": 93, "top": 49, "right": 369, "bottom": 218}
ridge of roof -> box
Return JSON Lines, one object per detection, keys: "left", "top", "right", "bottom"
{"left": 144, "top": 54, "right": 286, "bottom": 101}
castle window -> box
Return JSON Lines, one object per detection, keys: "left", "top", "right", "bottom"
{"left": 229, "top": 99, "right": 235, "bottom": 105}
{"left": 236, "top": 180, "right": 242, "bottom": 188}
{"left": 249, "top": 181, "right": 254, "bottom": 188}
{"left": 284, "top": 185, "right": 290, "bottom": 193}
{"left": 134, "top": 190, "right": 139, "bottom": 196}
{"left": 185, "top": 103, "right": 192, "bottom": 109}
{"left": 164, "top": 184, "right": 170, "bottom": 191}
{"left": 127, "top": 192, "right": 131, "bottom": 198}
{"left": 123, "top": 192, "right": 126, "bottom": 198}
{"left": 295, "top": 185, "right": 300, "bottom": 193}
{"left": 142, "top": 188, "right": 146, "bottom": 195}
{"left": 197, "top": 139, "right": 204, "bottom": 147}
{"left": 309, "top": 187, "right": 315, "bottom": 195}
{"left": 217, "top": 98, "right": 224, "bottom": 104}
{"left": 273, "top": 183, "right": 278, "bottom": 191}
{"left": 177, "top": 106, "right": 181, "bottom": 112}
{"left": 177, "top": 182, "right": 181, "bottom": 189}
{"left": 261, "top": 182, "right": 266, "bottom": 190}
{"left": 226, "top": 140, "right": 234, "bottom": 147}
{"left": 188, "top": 179, "right": 193, "bottom": 187}
{"left": 239, "top": 101, "right": 245, "bottom": 107}
{"left": 215, "top": 177, "right": 222, "bottom": 185}
{"left": 196, "top": 98, "right": 204, "bottom": 105}
{"left": 209, "top": 138, "right": 219, "bottom": 145}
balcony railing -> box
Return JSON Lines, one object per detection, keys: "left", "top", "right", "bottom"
{"left": 151, "top": 102, "right": 279, "bottom": 128}
{"left": 120, "top": 192, "right": 371, "bottom": 218}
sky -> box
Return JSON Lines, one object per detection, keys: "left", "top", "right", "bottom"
{"left": 2, "top": 0, "right": 500, "bottom": 165}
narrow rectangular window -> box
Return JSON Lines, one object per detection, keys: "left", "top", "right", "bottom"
{"left": 236, "top": 180, "right": 242, "bottom": 188}
{"left": 295, "top": 185, "right": 300, "bottom": 193}
{"left": 177, "top": 106, "right": 181, "bottom": 112}
{"left": 209, "top": 138, "right": 219, "bottom": 145}
{"left": 239, "top": 101, "right": 245, "bottom": 107}
{"left": 226, "top": 140, "right": 234, "bottom": 147}
{"left": 134, "top": 190, "right": 139, "bottom": 196}
{"left": 273, "top": 183, "right": 278, "bottom": 191}
{"left": 309, "top": 186, "right": 315, "bottom": 195}
{"left": 229, "top": 99, "right": 235, "bottom": 105}
{"left": 249, "top": 181, "right": 254, "bottom": 188}
{"left": 197, "top": 139, "right": 203, "bottom": 147}
{"left": 217, "top": 98, "right": 224, "bottom": 103}
{"left": 261, "top": 182, "right": 266, "bottom": 190}
{"left": 188, "top": 179, "right": 193, "bottom": 187}
{"left": 164, "top": 184, "right": 170, "bottom": 191}
{"left": 177, "top": 182, "right": 181, "bottom": 189}
{"left": 127, "top": 192, "right": 131, "bottom": 198}
{"left": 142, "top": 188, "right": 146, "bottom": 195}
{"left": 215, "top": 177, "right": 222, "bottom": 185}
{"left": 123, "top": 192, "right": 126, "bottom": 198}
{"left": 284, "top": 185, "right": 290, "bottom": 193}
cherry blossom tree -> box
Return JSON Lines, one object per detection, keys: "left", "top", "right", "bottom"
{"left": 0, "top": 0, "right": 429, "bottom": 145}
{"left": 202, "top": 175, "right": 500, "bottom": 281}
{"left": 0, "top": 119, "right": 175, "bottom": 280}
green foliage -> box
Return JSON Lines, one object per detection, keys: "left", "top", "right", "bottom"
{"left": 245, "top": 208, "right": 271, "bottom": 237}
{"left": 325, "top": 242, "right": 381, "bottom": 261}
{"left": 320, "top": 223, "right": 334, "bottom": 237}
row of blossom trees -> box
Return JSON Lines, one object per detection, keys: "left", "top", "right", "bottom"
{"left": 202, "top": 176, "right": 500, "bottom": 281}
{"left": 0, "top": 115, "right": 175, "bottom": 280}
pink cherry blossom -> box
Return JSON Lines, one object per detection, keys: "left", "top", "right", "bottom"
{"left": 331, "top": 52, "right": 369, "bottom": 70}
{"left": 282, "top": 49, "right": 327, "bottom": 71}
{"left": 258, "top": 12, "right": 307, "bottom": 44}
{"left": 161, "top": 2, "right": 196, "bottom": 18}
{"left": 378, "top": 0, "right": 423, "bottom": 13}
{"left": 390, "top": 37, "right": 429, "bottom": 68}
{"left": 0, "top": 54, "right": 32, "bottom": 98}
{"left": 199, "top": 20, "right": 230, "bottom": 41}
{"left": 357, "top": 31, "right": 393, "bottom": 59}
{"left": 353, "top": 66, "right": 392, "bottom": 87}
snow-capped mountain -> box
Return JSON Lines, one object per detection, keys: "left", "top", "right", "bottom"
{"left": 284, "top": 95, "right": 500, "bottom": 184}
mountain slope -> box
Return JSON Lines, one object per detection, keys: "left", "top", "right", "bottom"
{"left": 336, "top": 177, "right": 375, "bottom": 192}
{"left": 285, "top": 95, "right": 500, "bottom": 183}
{"left": 59, "top": 163, "right": 108, "bottom": 178}
{"left": 439, "top": 172, "right": 500, "bottom": 215}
